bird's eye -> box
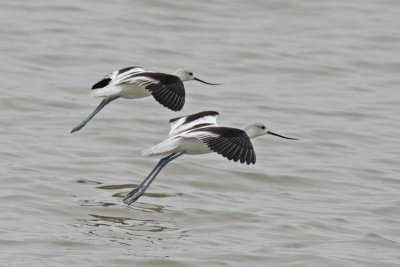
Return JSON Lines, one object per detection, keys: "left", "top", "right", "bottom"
{"left": 188, "top": 72, "right": 193, "bottom": 76}
{"left": 261, "top": 126, "right": 266, "bottom": 130}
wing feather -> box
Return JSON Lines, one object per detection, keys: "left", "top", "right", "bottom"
{"left": 195, "top": 127, "right": 256, "bottom": 165}
{"left": 135, "top": 72, "right": 185, "bottom": 111}
{"left": 91, "top": 67, "right": 184, "bottom": 111}
{"left": 169, "top": 111, "right": 219, "bottom": 137}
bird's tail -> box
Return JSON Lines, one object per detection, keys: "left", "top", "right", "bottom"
{"left": 142, "top": 137, "right": 181, "bottom": 157}
{"left": 89, "top": 90, "right": 99, "bottom": 98}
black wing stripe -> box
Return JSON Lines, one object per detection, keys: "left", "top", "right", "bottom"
{"left": 150, "top": 86, "right": 184, "bottom": 111}
{"left": 117, "top": 66, "right": 142, "bottom": 75}
{"left": 230, "top": 144, "right": 242, "bottom": 162}
{"left": 242, "top": 136, "right": 253, "bottom": 164}
{"left": 233, "top": 138, "right": 245, "bottom": 162}
{"left": 166, "top": 92, "right": 178, "bottom": 110}
{"left": 248, "top": 147, "right": 256, "bottom": 164}
{"left": 170, "top": 111, "right": 219, "bottom": 124}
{"left": 210, "top": 139, "right": 230, "bottom": 150}
{"left": 159, "top": 89, "right": 174, "bottom": 104}
{"left": 168, "top": 89, "right": 181, "bottom": 111}
{"left": 217, "top": 143, "right": 236, "bottom": 161}
{"left": 154, "top": 88, "right": 171, "bottom": 102}
{"left": 149, "top": 85, "right": 184, "bottom": 111}
{"left": 197, "top": 128, "right": 256, "bottom": 165}
{"left": 226, "top": 146, "right": 237, "bottom": 160}
{"left": 139, "top": 73, "right": 185, "bottom": 112}
{"left": 168, "top": 93, "right": 177, "bottom": 110}
{"left": 227, "top": 137, "right": 244, "bottom": 162}
{"left": 223, "top": 142, "right": 240, "bottom": 160}
{"left": 217, "top": 141, "right": 235, "bottom": 156}
{"left": 240, "top": 147, "right": 248, "bottom": 164}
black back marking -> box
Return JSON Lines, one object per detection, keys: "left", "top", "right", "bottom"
{"left": 170, "top": 111, "right": 219, "bottom": 123}
{"left": 91, "top": 78, "right": 112, "bottom": 89}
{"left": 117, "top": 66, "right": 142, "bottom": 75}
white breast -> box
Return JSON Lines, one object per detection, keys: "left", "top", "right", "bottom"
{"left": 178, "top": 137, "right": 213, "bottom": 155}
{"left": 118, "top": 83, "right": 152, "bottom": 99}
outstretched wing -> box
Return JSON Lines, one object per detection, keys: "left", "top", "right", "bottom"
{"left": 116, "top": 72, "right": 185, "bottom": 111}
{"left": 194, "top": 127, "right": 256, "bottom": 165}
{"left": 138, "top": 72, "right": 185, "bottom": 111}
{"left": 169, "top": 111, "right": 219, "bottom": 137}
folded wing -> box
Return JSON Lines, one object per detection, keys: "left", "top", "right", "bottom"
{"left": 91, "top": 66, "right": 145, "bottom": 89}
{"left": 169, "top": 111, "right": 219, "bottom": 137}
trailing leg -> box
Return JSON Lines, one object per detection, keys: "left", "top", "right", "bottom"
{"left": 123, "top": 152, "right": 184, "bottom": 205}
{"left": 71, "top": 95, "right": 120, "bottom": 133}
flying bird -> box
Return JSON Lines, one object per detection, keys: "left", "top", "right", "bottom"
{"left": 123, "top": 111, "right": 298, "bottom": 205}
{"left": 71, "top": 66, "right": 219, "bottom": 133}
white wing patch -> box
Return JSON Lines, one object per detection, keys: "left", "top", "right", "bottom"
{"left": 90, "top": 66, "right": 149, "bottom": 98}
{"left": 178, "top": 130, "right": 219, "bottom": 139}
{"left": 169, "top": 113, "right": 218, "bottom": 137}
{"left": 169, "top": 117, "right": 187, "bottom": 136}
{"left": 131, "top": 77, "right": 159, "bottom": 88}
{"left": 112, "top": 67, "right": 147, "bottom": 85}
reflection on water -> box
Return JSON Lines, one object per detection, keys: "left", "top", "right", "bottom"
{"left": 73, "top": 187, "right": 182, "bottom": 249}
{"left": 96, "top": 182, "right": 184, "bottom": 201}
{"left": 76, "top": 179, "right": 171, "bottom": 212}
{"left": 75, "top": 178, "right": 102, "bottom": 185}
{"left": 74, "top": 208, "right": 181, "bottom": 248}
{"left": 85, "top": 214, "right": 178, "bottom": 233}
{"left": 97, "top": 183, "right": 135, "bottom": 190}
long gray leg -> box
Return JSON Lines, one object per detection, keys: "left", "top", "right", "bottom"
{"left": 123, "top": 152, "right": 184, "bottom": 205}
{"left": 123, "top": 154, "right": 177, "bottom": 205}
{"left": 70, "top": 95, "right": 120, "bottom": 133}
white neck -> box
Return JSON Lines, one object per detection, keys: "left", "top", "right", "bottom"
{"left": 243, "top": 125, "right": 258, "bottom": 138}
{"left": 173, "top": 69, "right": 187, "bottom": 81}
{"left": 242, "top": 124, "right": 267, "bottom": 138}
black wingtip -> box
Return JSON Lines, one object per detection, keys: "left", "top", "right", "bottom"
{"left": 172, "top": 106, "right": 184, "bottom": 112}
{"left": 158, "top": 97, "right": 184, "bottom": 112}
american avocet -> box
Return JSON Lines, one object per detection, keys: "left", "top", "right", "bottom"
{"left": 70, "top": 66, "right": 219, "bottom": 133}
{"left": 123, "top": 111, "right": 297, "bottom": 205}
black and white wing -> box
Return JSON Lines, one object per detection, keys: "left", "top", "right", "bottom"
{"left": 194, "top": 127, "right": 256, "bottom": 165}
{"left": 91, "top": 67, "right": 185, "bottom": 111}
{"left": 135, "top": 72, "right": 185, "bottom": 111}
{"left": 91, "top": 66, "right": 145, "bottom": 89}
{"left": 169, "top": 111, "right": 219, "bottom": 137}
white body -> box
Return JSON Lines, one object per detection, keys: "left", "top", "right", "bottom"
{"left": 143, "top": 112, "right": 221, "bottom": 157}
{"left": 92, "top": 83, "right": 152, "bottom": 99}
{"left": 142, "top": 133, "right": 214, "bottom": 157}
{"left": 142, "top": 112, "right": 267, "bottom": 158}
{"left": 90, "top": 67, "right": 194, "bottom": 99}
{"left": 123, "top": 112, "right": 277, "bottom": 205}
{"left": 91, "top": 67, "right": 152, "bottom": 99}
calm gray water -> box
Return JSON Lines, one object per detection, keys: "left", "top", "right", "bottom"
{"left": 1, "top": 0, "right": 400, "bottom": 266}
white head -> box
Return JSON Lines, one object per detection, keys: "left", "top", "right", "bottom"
{"left": 243, "top": 123, "right": 298, "bottom": 140}
{"left": 243, "top": 123, "right": 268, "bottom": 138}
{"left": 173, "top": 69, "right": 220, "bottom": 85}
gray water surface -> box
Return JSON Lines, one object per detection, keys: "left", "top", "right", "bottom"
{"left": 1, "top": 0, "right": 400, "bottom": 266}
